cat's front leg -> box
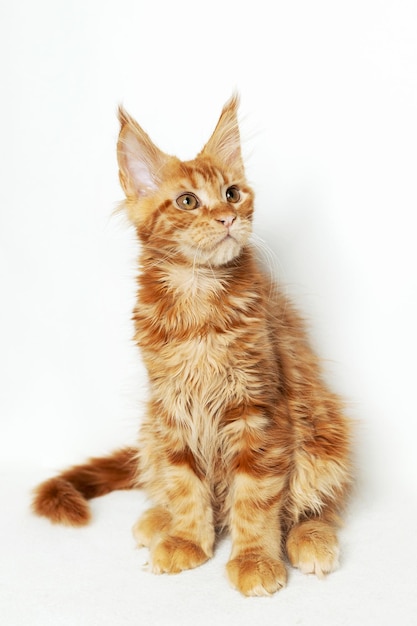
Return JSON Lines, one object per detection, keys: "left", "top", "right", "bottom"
{"left": 133, "top": 459, "right": 215, "bottom": 574}
{"left": 226, "top": 471, "right": 287, "bottom": 596}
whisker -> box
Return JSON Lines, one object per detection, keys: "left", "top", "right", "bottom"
{"left": 250, "top": 233, "right": 285, "bottom": 281}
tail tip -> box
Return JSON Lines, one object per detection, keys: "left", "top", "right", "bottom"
{"left": 32, "top": 477, "right": 91, "bottom": 527}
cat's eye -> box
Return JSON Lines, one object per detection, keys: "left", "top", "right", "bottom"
{"left": 176, "top": 193, "right": 200, "bottom": 210}
{"left": 225, "top": 186, "right": 240, "bottom": 203}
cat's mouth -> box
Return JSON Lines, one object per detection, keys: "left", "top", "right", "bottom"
{"left": 180, "top": 222, "right": 250, "bottom": 267}
{"left": 220, "top": 233, "right": 236, "bottom": 243}
{"left": 205, "top": 231, "right": 246, "bottom": 265}
{"left": 214, "top": 230, "right": 242, "bottom": 252}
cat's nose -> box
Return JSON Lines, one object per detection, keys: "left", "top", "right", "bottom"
{"left": 217, "top": 215, "right": 236, "bottom": 228}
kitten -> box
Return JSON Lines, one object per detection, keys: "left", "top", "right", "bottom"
{"left": 32, "top": 96, "right": 352, "bottom": 596}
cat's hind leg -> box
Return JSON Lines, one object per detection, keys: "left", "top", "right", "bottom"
{"left": 285, "top": 419, "right": 351, "bottom": 578}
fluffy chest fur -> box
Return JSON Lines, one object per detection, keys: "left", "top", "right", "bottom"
{"left": 133, "top": 251, "right": 280, "bottom": 471}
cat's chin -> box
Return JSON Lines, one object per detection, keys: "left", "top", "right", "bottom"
{"left": 183, "top": 237, "right": 244, "bottom": 268}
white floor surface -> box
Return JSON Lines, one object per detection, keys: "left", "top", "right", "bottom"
{"left": 1, "top": 467, "right": 416, "bottom": 626}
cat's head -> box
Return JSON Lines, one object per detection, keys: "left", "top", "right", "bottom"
{"left": 117, "top": 95, "right": 254, "bottom": 267}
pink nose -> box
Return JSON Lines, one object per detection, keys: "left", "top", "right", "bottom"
{"left": 217, "top": 215, "right": 235, "bottom": 228}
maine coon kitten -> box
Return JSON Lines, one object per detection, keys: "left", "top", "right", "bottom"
{"left": 32, "top": 96, "right": 352, "bottom": 596}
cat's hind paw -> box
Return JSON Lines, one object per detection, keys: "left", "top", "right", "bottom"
{"left": 151, "top": 536, "right": 209, "bottom": 574}
{"left": 286, "top": 520, "right": 340, "bottom": 578}
{"left": 226, "top": 554, "right": 287, "bottom": 596}
{"left": 132, "top": 507, "right": 172, "bottom": 548}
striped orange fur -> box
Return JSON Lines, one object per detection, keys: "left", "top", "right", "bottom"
{"left": 32, "top": 96, "right": 352, "bottom": 596}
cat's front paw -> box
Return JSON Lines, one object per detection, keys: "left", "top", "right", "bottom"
{"left": 151, "top": 536, "right": 209, "bottom": 574}
{"left": 226, "top": 553, "right": 287, "bottom": 596}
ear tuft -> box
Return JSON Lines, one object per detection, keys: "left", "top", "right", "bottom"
{"left": 117, "top": 107, "right": 169, "bottom": 198}
{"left": 200, "top": 93, "right": 244, "bottom": 173}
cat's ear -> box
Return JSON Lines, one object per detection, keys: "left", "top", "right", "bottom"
{"left": 200, "top": 94, "right": 244, "bottom": 174}
{"left": 117, "top": 107, "right": 169, "bottom": 198}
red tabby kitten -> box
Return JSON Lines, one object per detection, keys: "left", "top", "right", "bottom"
{"left": 33, "top": 96, "right": 352, "bottom": 596}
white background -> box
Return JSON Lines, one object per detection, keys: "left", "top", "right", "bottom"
{"left": 1, "top": 1, "right": 416, "bottom": 624}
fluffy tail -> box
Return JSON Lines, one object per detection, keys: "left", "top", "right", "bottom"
{"left": 32, "top": 447, "right": 139, "bottom": 526}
